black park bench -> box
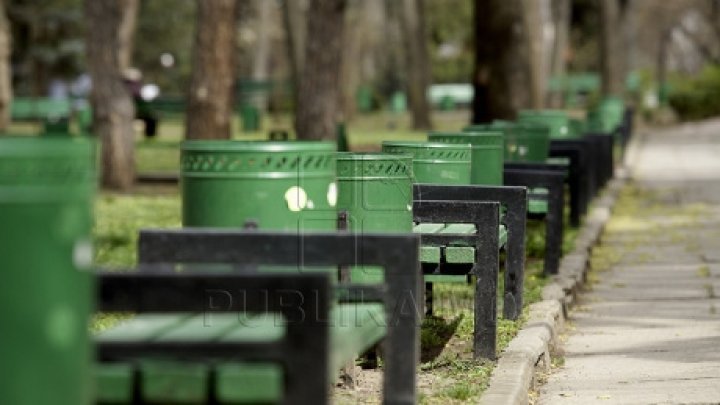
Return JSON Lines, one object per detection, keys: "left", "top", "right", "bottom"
{"left": 412, "top": 184, "right": 528, "bottom": 359}
{"left": 94, "top": 230, "right": 422, "bottom": 405}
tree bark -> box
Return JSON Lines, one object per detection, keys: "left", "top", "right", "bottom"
{"left": 0, "top": 0, "right": 11, "bottom": 131}
{"left": 547, "top": 0, "right": 570, "bottom": 107}
{"left": 599, "top": 0, "right": 624, "bottom": 97}
{"left": 117, "top": 0, "right": 139, "bottom": 71}
{"left": 282, "top": 0, "right": 307, "bottom": 111}
{"left": 86, "top": 0, "right": 136, "bottom": 190}
{"left": 185, "top": 0, "right": 240, "bottom": 140}
{"left": 294, "top": 0, "right": 347, "bottom": 140}
{"left": 471, "top": 0, "right": 532, "bottom": 123}
{"left": 251, "top": 0, "right": 272, "bottom": 111}
{"left": 522, "top": 0, "right": 547, "bottom": 109}
{"left": 399, "top": 0, "right": 432, "bottom": 130}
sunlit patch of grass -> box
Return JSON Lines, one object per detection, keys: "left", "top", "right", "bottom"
{"left": 93, "top": 193, "right": 181, "bottom": 268}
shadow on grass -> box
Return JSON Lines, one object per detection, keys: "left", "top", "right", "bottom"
{"left": 421, "top": 314, "right": 464, "bottom": 363}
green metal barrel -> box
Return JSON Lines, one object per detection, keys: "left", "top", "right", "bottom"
{"left": 508, "top": 122, "right": 551, "bottom": 162}
{"left": 382, "top": 141, "right": 471, "bottom": 184}
{"left": 569, "top": 118, "right": 587, "bottom": 138}
{"left": 0, "top": 136, "right": 95, "bottom": 405}
{"left": 588, "top": 96, "right": 625, "bottom": 134}
{"left": 182, "top": 141, "right": 337, "bottom": 231}
{"left": 465, "top": 122, "right": 550, "bottom": 163}
{"left": 428, "top": 131, "right": 504, "bottom": 185}
{"left": 336, "top": 153, "right": 413, "bottom": 283}
{"left": 518, "top": 110, "right": 571, "bottom": 139}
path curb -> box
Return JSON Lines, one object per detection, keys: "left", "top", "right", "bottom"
{"left": 479, "top": 141, "right": 640, "bottom": 405}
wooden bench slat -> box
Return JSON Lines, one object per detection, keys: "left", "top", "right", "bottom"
{"left": 420, "top": 246, "right": 441, "bottom": 263}
{"left": 216, "top": 363, "right": 284, "bottom": 404}
{"left": 219, "top": 314, "right": 284, "bottom": 342}
{"left": 141, "top": 361, "right": 208, "bottom": 403}
{"left": 95, "top": 314, "right": 192, "bottom": 343}
{"left": 413, "top": 223, "right": 445, "bottom": 234}
{"left": 438, "top": 223, "right": 476, "bottom": 234}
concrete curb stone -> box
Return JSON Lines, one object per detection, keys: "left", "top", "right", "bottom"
{"left": 479, "top": 152, "right": 634, "bottom": 404}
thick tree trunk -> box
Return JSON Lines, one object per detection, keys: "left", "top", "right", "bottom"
{"left": 185, "top": 0, "right": 240, "bottom": 140}
{"left": 294, "top": 0, "right": 347, "bottom": 140}
{"left": 471, "top": 0, "right": 532, "bottom": 123}
{"left": 117, "top": 0, "right": 139, "bottom": 71}
{"left": 399, "top": 0, "right": 432, "bottom": 130}
{"left": 251, "top": 0, "right": 272, "bottom": 111}
{"left": 0, "top": 0, "right": 11, "bottom": 131}
{"left": 547, "top": 0, "right": 570, "bottom": 108}
{"left": 599, "top": 0, "right": 624, "bottom": 97}
{"left": 86, "top": 0, "right": 136, "bottom": 190}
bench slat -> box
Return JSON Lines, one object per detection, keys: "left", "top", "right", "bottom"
{"left": 413, "top": 223, "right": 446, "bottom": 234}
{"left": 95, "top": 314, "right": 192, "bottom": 342}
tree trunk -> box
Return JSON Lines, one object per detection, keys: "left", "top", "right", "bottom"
{"left": 251, "top": 0, "right": 272, "bottom": 111}
{"left": 86, "top": 0, "right": 136, "bottom": 190}
{"left": 294, "top": 0, "right": 347, "bottom": 140}
{"left": 117, "top": 0, "right": 139, "bottom": 71}
{"left": 547, "top": 0, "right": 570, "bottom": 108}
{"left": 471, "top": 0, "right": 532, "bottom": 123}
{"left": 0, "top": 0, "right": 11, "bottom": 131}
{"left": 522, "top": 0, "right": 545, "bottom": 109}
{"left": 599, "top": 0, "right": 624, "bottom": 97}
{"left": 185, "top": 0, "right": 240, "bottom": 140}
{"left": 399, "top": 0, "right": 432, "bottom": 130}
{"left": 282, "top": 0, "right": 307, "bottom": 110}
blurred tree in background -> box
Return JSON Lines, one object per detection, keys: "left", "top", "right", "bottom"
{"left": 185, "top": 0, "right": 240, "bottom": 140}
{"left": 85, "top": 0, "right": 136, "bottom": 190}
{"left": 0, "top": 0, "right": 11, "bottom": 130}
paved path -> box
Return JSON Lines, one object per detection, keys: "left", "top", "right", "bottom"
{"left": 538, "top": 120, "right": 720, "bottom": 405}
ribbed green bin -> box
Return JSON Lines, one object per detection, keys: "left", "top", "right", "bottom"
{"left": 181, "top": 141, "right": 337, "bottom": 231}
{"left": 428, "top": 131, "right": 503, "bottom": 185}
{"left": 382, "top": 141, "right": 471, "bottom": 184}
{"left": 0, "top": 136, "right": 95, "bottom": 405}
{"left": 518, "top": 110, "right": 571, "bottom": 139}
{"left": 337, "top": 153, "right": 413, "bottom": 283}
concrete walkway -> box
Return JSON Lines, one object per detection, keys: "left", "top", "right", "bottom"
{"left": 538, "top": 120, "right": 720, "bottom": 405}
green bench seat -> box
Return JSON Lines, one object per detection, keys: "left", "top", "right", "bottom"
{"left": 95, "top": 303, "right": 385, "bottom": 404}
{"left": 414, "top": 223, "right": 508, "bottom": 283}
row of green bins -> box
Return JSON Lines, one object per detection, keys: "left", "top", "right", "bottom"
{"left": 0, "top": 136, "right": 95, "bottom": 405}
{"left": 337, "top": 153, "right": 414, "bottom": 283}
{"left": 517, "top": 110, "right": 571, "bottom": 140}
{"left": 181, "top": 141, "right": 415, "bottom": 283}
{"left": 382, "top": 141, "right": 472, "bottom": 184}
{"left": 428, "top": 131, "right": 504, "bottom": 186}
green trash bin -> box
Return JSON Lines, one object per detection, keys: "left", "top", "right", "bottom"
{"left": 336, "top": 152, "right": 414, "bottom": 283}
{"left": 518, "top": 110, "right": 571, "bottom": 139}
{"left": 181, "top": 140, "right": 337, "bottom": 231}
{"left": 505, "top": 122, "right": 551, "bottom": 163}
{"left": 428, "top": 131, "right": 503, "bottom": 185}
{"left": 382, "top": 141, "right": 471, "bottom": 184}
{"left": 0, "top": 136, "right": 95, "bottom": 405}
{"left": 588, "top": 96, "right": 625, "bottom": 134}
{"left": 42, "top": 116, "right": 71, "bottom": 136}
{"left": 568, "top": 118, "right": 587, "bottom": 138}
{"left": 465, "top": 122, "right": 550, "bottom": 163}
{"left": 240, "top": 105, "right": 261, "bottom": 132}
